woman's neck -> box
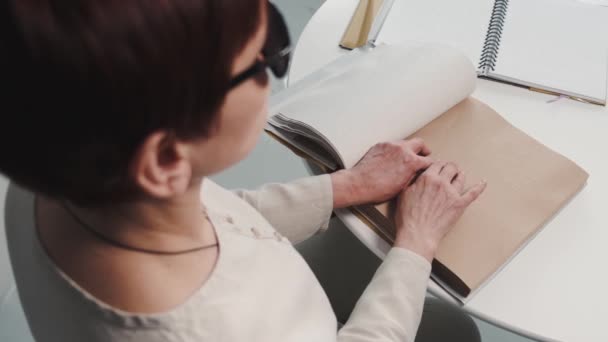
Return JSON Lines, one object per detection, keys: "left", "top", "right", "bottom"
{"left": 36, "top": 178, "right": 221, "bottom": 313}
{"left": 63, "top": 178, "right": 216, "bottom": 252}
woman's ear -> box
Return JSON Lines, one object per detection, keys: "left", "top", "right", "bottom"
{"left": 129, "top": 131, "right": 193, "bottom": 199}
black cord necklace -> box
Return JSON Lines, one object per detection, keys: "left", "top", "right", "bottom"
{"left": 61, "top": 201, "right": 218, "bottom": 255}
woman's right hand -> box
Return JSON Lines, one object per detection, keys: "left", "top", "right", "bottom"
{"left": 393, "top": 161, "right": 487, "bottom": 262}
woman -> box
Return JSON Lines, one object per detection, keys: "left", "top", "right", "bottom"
{"left": 1, "top": 1, "right": 485, "bottom": 341}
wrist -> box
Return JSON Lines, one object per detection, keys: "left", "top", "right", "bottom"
{"left": 394, "top": 230, "right": 437, "bottom": 263}
{"left": 330, "top": 170, "right": 358, "bottom": 209}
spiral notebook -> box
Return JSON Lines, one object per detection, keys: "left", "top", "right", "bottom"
{"left": 361, "top": 0, "right": 608, "bottom": 105}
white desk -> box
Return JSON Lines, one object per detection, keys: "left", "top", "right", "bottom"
{"left": 287, "top": 1, "right": 608, "bottom": 341}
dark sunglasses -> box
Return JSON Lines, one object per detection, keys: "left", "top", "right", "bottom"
{"left": 228, "top": 2, "right": 291, "bottom": 89}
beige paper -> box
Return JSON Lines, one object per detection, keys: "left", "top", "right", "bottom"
{"left": 340, "top": 0, "right": 384, "bottom": 50}
{"left": 368, "top": 98, "right": 588, "bottom": 298}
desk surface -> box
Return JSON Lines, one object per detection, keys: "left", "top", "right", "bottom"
{"left": 288, "top": 0, "right": 608, "bottom": 341}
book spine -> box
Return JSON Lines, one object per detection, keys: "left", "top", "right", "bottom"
{"left": 478, "top": 0, "right": 509, "bottom": 74}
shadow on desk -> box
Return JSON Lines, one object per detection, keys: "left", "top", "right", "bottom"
{"left": 296, "top": 217, "right": 382, "bottom": 323}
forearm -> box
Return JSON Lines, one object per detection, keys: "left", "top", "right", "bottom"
{"left": 232, "top": 175, "right": 333, "bottom": 243}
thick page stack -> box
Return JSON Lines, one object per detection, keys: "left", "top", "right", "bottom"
{"left": 267, "top": 43, "right": 588, "bottom": 301}
{"left": 269, "top": 42, "right": 476, "bottom": 169}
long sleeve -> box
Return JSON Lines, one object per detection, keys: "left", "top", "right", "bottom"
{"left": 338, "top": 248, "right": 432, "bottom": 342}
{"left": 232, "top": 175, "right": 333, "bottom": 244}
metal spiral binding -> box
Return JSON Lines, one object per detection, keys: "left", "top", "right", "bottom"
{"left": 478, "top": 0, "right": 509, "bottom": 74}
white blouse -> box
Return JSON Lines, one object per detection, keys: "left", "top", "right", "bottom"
{"left": 5, "top": 175, "right": 431, "bottom": 342}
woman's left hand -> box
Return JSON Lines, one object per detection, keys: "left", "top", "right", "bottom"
{"left": 331, "top": 138, "right": 433, "bottom": 208}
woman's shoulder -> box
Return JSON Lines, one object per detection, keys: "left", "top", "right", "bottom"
{"left": 5, "top": 184, "right": 217, "bottom": 326}
{"left": 4, "top": 182, "right": 334, "bottom": 341}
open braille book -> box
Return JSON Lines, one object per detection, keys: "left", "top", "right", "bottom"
{"left": 266, "top": 43, "right": 588, "bottom": 301}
